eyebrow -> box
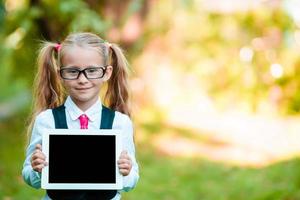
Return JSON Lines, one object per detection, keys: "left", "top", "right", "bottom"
{"left": 61, "top": 65, "right": 101, "bottom": 69}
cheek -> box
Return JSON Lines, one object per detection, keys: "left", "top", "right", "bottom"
{"left": 93, "top": 80, "right": 104, "bottom": 87}
{"left": 61, "top": 81, "right": 73, "bottom": 92}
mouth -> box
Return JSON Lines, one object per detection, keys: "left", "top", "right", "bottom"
{"left": 75, "top": 87, "right": 92, "bottom": 91}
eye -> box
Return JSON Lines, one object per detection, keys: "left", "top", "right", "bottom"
{"left": 86, "top": 68, "right": 98, "bottom": 73}
{"left": 66, "top": 69, "right": 78, "bottom": 74}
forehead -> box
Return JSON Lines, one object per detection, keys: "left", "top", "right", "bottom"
{"left": 61, "top": 46, "right": 104, "bottom": 67}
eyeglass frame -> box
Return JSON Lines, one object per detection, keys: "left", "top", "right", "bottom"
{"left": 59, "top": 66, "right": 108, "bottom": 80}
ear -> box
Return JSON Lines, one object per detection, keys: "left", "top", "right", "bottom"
{"left": 103, "top": 65, "right": 113, "bottom": 81}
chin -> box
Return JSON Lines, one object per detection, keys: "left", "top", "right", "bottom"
{"left": 78, "top": 96, "right": 93, "bottom": 102}
{"left": 78, "top": 94, "right": 99, "bottom": 102}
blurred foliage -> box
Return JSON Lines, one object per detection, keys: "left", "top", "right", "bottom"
{"left": 1, "top": 0, "right": 300, "bottom": 115}
{"left": 139, "top": 0, "right": 300, "bottom": 115}
{"left": 0, "top": 0, "right": 145, "bottom": 103}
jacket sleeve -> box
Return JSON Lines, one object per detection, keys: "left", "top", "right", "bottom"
{"left": 119, "top": 115, "right": 139, "bottom": 192}
{"left": 22, "top": 110, "right": 54, "bottom": 188}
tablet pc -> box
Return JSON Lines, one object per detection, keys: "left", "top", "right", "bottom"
{"left": 41, "top": 129, "right": 123, "bottom": 190}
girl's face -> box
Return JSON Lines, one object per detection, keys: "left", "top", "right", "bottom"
{"left": 60, "top": 46, "right": 112, "bottom": 110}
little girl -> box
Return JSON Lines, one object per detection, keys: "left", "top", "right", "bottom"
{"left": 22, "top": 32, "right": 139, "bottom": 200}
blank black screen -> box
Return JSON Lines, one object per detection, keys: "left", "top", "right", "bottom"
{"left": 48, "top": 135, "right": 116, "bottom": 183}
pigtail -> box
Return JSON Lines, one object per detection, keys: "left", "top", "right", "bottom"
{"left": 26, "top": 42, "right": 64, "bottom": 137}
{"left": 33, "top": 42, "right": 64, "bottom": 112}
{"left": 105, "top": 44, "right": 131, "bottom": 116}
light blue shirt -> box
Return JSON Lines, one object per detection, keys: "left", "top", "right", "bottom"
{"left": 22, "top": 96, "right": 139, "bottom": 200}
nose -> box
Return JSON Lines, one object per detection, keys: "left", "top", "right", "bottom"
{"left": 77, "top": 71, "right": 89, "bottom": 83}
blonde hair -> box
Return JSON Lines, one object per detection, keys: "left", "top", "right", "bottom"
{"left": 27, "top": 32, "right": 131, "bottom": 136}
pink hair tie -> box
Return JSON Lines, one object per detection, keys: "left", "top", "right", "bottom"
{"left": 55, "top": 43, "right": 61, "bottom": 52}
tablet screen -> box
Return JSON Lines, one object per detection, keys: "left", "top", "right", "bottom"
{"left": 41, "top": 129, "right": 123, "bottom": 190}
{"left": 49, "top": 135, "right": 115, "bottom": 183}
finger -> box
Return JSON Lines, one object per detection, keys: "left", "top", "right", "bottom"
{"left": 119, "top": 169, "right": 129, "bottom": 176}
{"left": 119, "top": 153, "right": 130, "bottom": 160}
{"left": 117, "top": 158, "right": 131, "bottom": 165}
{"left": 32, "top": 158, "right": 46, "bottom": 166}
{"left": 31, "top": 152, "right": 46, "bottom": 161}
{"left": 33, "top": 163, "right": 45, "bottom": 173}
{"left": 118, "top": 162, "right": 129, "bottom": 168}
{"left": 117, "top": 159, "right": 126, "bottom": 164}
{"left": 118, "top": 160, "right": 132, "bottom": 170}
{"left": 34, "top": 148, "right": 42, "bottom": 154}
{"left": 32, "top": 149, "right": 43, "bottom": 160}
{"left": 31, "top": 156, "right": 46, "bottom": 167}
{"left": 118, "top": 163, "right": 130, "bottom": 170}
{"left": 33, "top": 151, "right": 45, "bottom": 158}
{"left": 35, "top": 144, "right": 42, "bottom": 151}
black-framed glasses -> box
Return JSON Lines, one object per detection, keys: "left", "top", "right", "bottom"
{"left": 60, "top": 66, "right": 107, "bottom": 80}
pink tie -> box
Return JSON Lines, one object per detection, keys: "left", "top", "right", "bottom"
{"left": 79, "top": 114, "right": 88, "bottom": 129}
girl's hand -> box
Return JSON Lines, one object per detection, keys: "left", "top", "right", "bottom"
{"left": 31, "top": 144, "right": 47, "bottom": 173}
{"left": 118, "top": 150, "right": 132, "bottom": 176}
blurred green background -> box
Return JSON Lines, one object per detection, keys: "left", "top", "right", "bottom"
{"left": 2, "top": 0, "right": 300, "bottom": 199}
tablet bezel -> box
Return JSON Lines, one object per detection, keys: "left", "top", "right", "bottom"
{"left": 41, "top": 129, "right": 123, "bottom": 190}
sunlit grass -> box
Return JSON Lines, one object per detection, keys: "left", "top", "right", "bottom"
{"left": 124, "top": 141, "right": 300, "bottom": 200}
{"left": 2, "top": 110, "right": 300, "bottom": 199}
{"left": 0, "top": 109, "right": 43, "bottom": 200}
